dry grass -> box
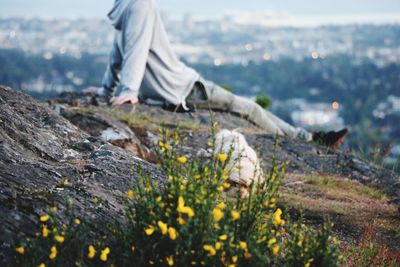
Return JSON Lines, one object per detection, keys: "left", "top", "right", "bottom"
{"left": 281, "top": 173, "right": 400, "bottom": 250}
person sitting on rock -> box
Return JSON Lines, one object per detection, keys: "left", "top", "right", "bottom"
{"left": 86, "top": 0, "right": 348, "bottom": 148}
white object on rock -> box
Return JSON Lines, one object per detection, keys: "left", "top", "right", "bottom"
{"left": 214, "top": 129, "right": 264, "bottom": 193}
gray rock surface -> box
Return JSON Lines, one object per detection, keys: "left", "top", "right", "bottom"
{"left": 0, "top": 87, "right": 163, "bottom": 260}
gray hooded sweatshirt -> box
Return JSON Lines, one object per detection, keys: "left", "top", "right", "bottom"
{"left": 102, "top": 0, "right": 200, "bottom": 106}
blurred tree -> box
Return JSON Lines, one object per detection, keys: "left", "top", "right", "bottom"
{"left": 256, "top": 91, "right": 272, "bottom": 109}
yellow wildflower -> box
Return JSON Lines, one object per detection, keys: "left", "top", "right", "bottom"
{"left": 158, "top": 221, "right": 168, "bottom": 235}
{"left": 203, "top": 245, "right": 216, "bottom": 256}
{"left": 177, "top": 197, "right": 195, "bottom": 217}
{"left": 88, "top": 245, "right": 96, "bottom": 259}
{"left": 38, "top": 263, "right": 46, "bottom": 267}
{"left": 273, "top": 208, "right": 285, "bottom": 226}
{"left": 15, "top": 246, "right": 25, "bottom": 255}
{"left": 131, "top": 246, "right": 135, "bottom": 253}
{"left": 213, "top": 208, "right": 224, "bottom": 222}
{"left": 215, "top": 242, "right": 222, "bottom": 250}
{"left": 231, "top": 210, "right": 240, "bottom": 221}
{"left": 168, "top": 227, "right": 177, "bottom": 240}
{"left": 184, "top": 206, "right": 195, "bottom": 217}
{"left": 54, "top": 235, "right": 65, "bottom": 243}
{"left": 219, "top": 234, "right": 228, "bottom": 241}
{"left": 223, "top": 183, "right": 231, "bottom": 189}
{"left": 159, "top": 141, "right": 169, "bottom": 152}
{"left": 217, "top": 202, "right": 226, "bottom": 209}
{"left": 42, "top": 225, "right": 49, "bottom": 238}
{"left": 177, "top": 217, "right": 186, "bottom": 225}
{"left": 127, "top": 190, "right": 135, "bottom": 199}
{"left": 100, "top": 247, "right": 110, "bottom": 262}
{"left": 49, "top": 246, "right": 57, "bottom": 260}
{"left": 217, "top": 153, "right": 228, "bottom": 163}
{"left": 145, "top": 225, "right": 155, "bottom": 236}
{"left": 239, "top": 241, "right": 248, "bottom": 250}
{"left": 166, "top": 256, "right": 174, "bottom": 266}
{"left": 232, "top": 255, "right": 238, "bottom": 263}
{"left": 228, "top": 265, "right": 236, "bottom": 267}
{"left": 272, "top": 245, "right": 280, "bottom": 255}
{"left": 177, "top": 156, "right": 188, "bottom": 164}
{"left": 74, "top": 218, "right": 81, "bottom": 225}
{"left": 40, "top": 215, "right": 49, "bottom": 222}
{"left": 244, "top": 251, "right": 252, "bottom": 259}
{"left": 305, "top": 258, "right": 314, "bottom": 267}
{"left": 268, "top": 238, "right": 277, "bottom": 248}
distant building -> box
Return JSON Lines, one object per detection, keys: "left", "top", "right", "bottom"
{"left": 274, "top": 99, "right": 344, "bottom": 130}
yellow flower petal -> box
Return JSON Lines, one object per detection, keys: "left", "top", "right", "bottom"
{"left": 40, "top": 215, "right": 49, "bottom": 222}
{"left": 88, "top": 245, "right": 96, "bottom": 259}
{"left": 231, "top": 210, "right": 240, "bottom": 221}
{"left": 217, "top": 202, "right": 226, "bottom": 209}
{"left": 15, "top": 246, "right": 25, "bottom": 255}
{"left": 49, "top": 246, "right": 57, "bottom": 260}
{"left": 268, "top": 238, "right": 277, "bottom": 247}
{"left": 272, "top": 245, "right": 280, "bottom": 255}
{"left": 232, "top": 255, "right": 238, "bottom": 263}
{"left": 42, "top": 225, "right": 49, "bottom": 238}
{"left": 127, "top": 190, "right": 135, "bottom": 199}
{"left": 223, "top": 183, "right": 231, "bottom": 189}
{"left": 203, "top": 245, "right": 216, "bottom": 256}
{"left": 54, "top": 235, "right": 65, "bottom": 243}
{"left": 168, "top": 227, "right": 177, "bottom": 240}
{"left": 145, "top": 225, "right": 155, "bottom": 236}
{"left": 177, "top": 217, "right": 186, "bottom": 225}
{"left": 219, "top": 234, "right": 228, "bottom": 241}
{"left": 158, "top": 221, "right": 168, "bottom": 235}
{"left": 213, "top": 208, "right": 224, "bottom": 222}
{"left": 239, "top": 241, "right": 247, "bottom": 250}
{"left": 217, "top": 153, "right": 228, "bottom": 163}
{"left": 100, "top": 247, "right": 110, "bottom": 262}
{"left": 177, "top": 156, "right": 188, "bottom": 164}
{"left": 166, "top": 256, "right": 174, "bottom": 266}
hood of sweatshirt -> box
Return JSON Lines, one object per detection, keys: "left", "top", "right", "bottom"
{"left": 108, "top": 0, "right": 132, "bottom": 30}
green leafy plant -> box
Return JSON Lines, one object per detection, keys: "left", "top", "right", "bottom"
{"left": 256, "top": 92, "right": 272, "bottom": 109}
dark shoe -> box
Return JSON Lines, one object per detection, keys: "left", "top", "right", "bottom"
{"left": 185, "top": 81, "right": 209, "bottom": 111}
{"left": 162, "top": 102, "right": 194, "bottom": 113}
{"left": 312, "top": 128, "right": 349, "bottom": 148}
{"left": 90, "top": 95, "right": 112, "bottom": 106}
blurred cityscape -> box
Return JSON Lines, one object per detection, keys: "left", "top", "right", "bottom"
{"left": 0, "top": 13, "right": 399, "bottom": 169}
{"left": 1, "top": 14, "right": 399, "bottom": 65}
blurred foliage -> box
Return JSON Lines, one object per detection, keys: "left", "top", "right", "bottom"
{"left": 256, "top": 91, "right": 272, "bottom": 109}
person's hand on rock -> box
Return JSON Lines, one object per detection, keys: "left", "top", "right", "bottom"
{"left": 110, "top": 90, "right": 139, "bottom": 106}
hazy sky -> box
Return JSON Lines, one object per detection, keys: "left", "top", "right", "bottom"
{"left": 0, "top": 0, "right": 400, "bottom": 19}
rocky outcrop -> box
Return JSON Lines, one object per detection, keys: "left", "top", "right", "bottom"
{"left": 0, "top": 86, "right": 163, "bottom": 258}
{"left": 1, "top": 86, "right": 399, "bottom": 261}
